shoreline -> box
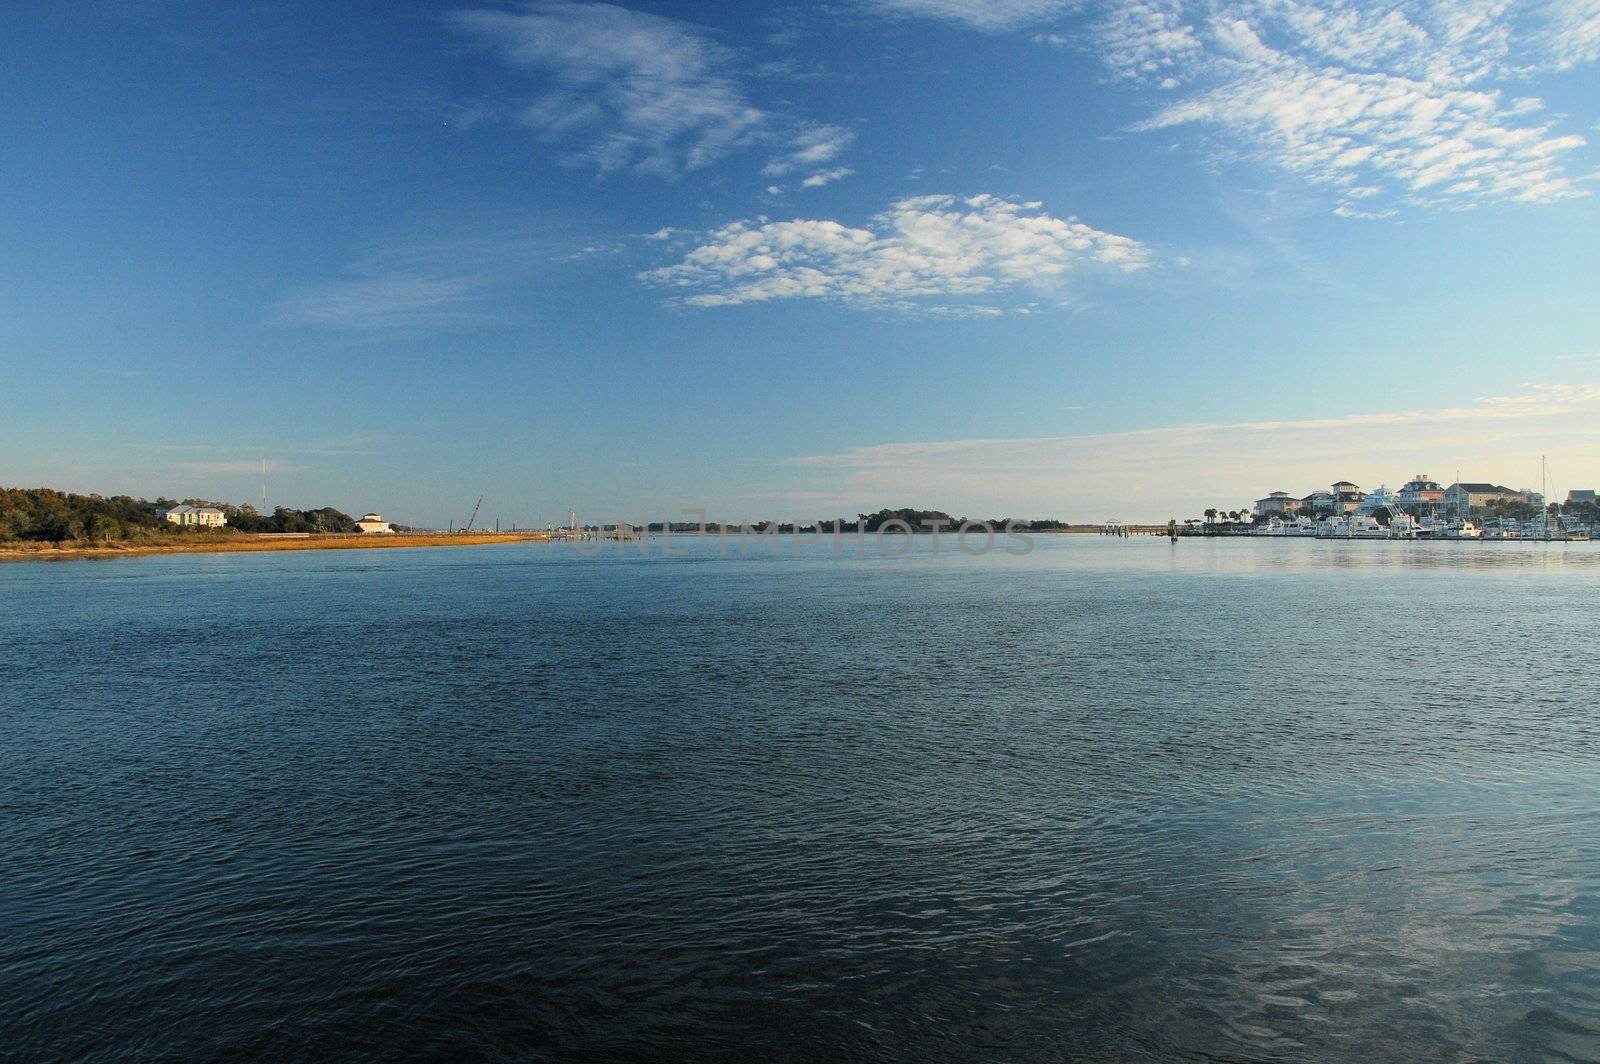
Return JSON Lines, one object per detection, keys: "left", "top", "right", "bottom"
{"left": 0, "top": 532, "right": 551, "bottom": 563}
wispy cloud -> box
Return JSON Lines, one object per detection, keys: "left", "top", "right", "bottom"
{"left": 277, "top": 274, "right": 487, "bottom": 330}
{"left": 801, "top": 167, "right": 855, "bottom": 188}
{"left": 307, "top": 432, "right": 390, "bottom": 457}
{"left": 1556, "top": 350, "right": 1600, "bottom": 365}
{"left": 861, "top": 0, "right": 1078, "bottom": 31}
{"left": 1096, "top": 0, "right": 1596, "bottom": 211}
{"left": 449, "top": 2, "right": 766, "bottom": 178}
{"left": 175, "top": 459, "right": 302, "bottom": 476}
{"left": 762, "top": 123, "right": 855, "bottom": 176}
{"left": 1523, "top": 0, "right": 1600, "bottom": 71}
{"left": 275, "top": 221, "right": 582, "bottom": 330}
{"left": 641, "top": 193, "right": 1148, "bottom": 311}
{"left": 781, "top": 384, "right": 1600, "bottom": 519}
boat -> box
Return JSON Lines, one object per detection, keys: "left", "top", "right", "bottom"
{"left": 1438, "top": 520, "right": 1484, "bottom": 540}
{"left": 1387, "top": 514, "right": 1421, "bottom": 539}
{"left": 1316, "top": 515, "right": 1395, "bottom": 539}
{"left": 1256, "top": 516, "right": 1317, "bottom": 537}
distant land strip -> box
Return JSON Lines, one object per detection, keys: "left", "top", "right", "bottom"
{"left": 0, "top": 532, "right": 550, "bottom": 562}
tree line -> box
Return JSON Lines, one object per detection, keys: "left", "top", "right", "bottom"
{"left": 0, "top": 487, "right": 359, "bottom": 543}
{"left": 635, "top": 509, "right": 1072, "bottom": 534}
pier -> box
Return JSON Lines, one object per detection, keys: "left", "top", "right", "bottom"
{"left": 1101, "top": 520, "right": 1183, "bottom": 540}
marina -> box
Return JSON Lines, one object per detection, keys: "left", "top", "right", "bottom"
{"left": 1226, "top": 469, "right": 1599, "bottom": 542}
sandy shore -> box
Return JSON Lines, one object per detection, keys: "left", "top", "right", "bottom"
{"left": 0, "top": 532, "right": 551, "bottom": 562}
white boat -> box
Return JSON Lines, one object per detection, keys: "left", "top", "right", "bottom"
{"left": 1257, "top": 516, "right": 1317, "bottom": 537}
{"left": 1438, "top": 520, "right": 1484, "bottom": 540}
{"left": 1387, "top": 514, "right": 1421, "bottom": 539}
{"left": 1317, "top": 515, "right": 1393, "bottom": 539}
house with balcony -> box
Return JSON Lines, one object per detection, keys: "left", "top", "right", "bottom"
{"left": 1395, "top": 474, "right": 1445, "bottom": 515}
{"left": 1253, "top": 491, "right": 1302, "bottom": 518}
{"left": 1358, "top": 485, "right": 1396, "bottom": 514}
{"left": 1331, "top": 481, "right": 1366, "bottom": 513}
{"left": 1301, "top": 490, "right": 1335, "bottom": 515}
{"left": 157, "top": 505, "right": 226, "bottom": 528}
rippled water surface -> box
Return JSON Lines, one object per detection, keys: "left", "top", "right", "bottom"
{"left": 4, "top": 536, "right": 1600, "bottom": 1061}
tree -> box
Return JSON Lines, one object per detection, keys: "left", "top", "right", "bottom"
{"left": 39, "top": 513, "right": 84, "bottom": 542}
{"left": 88, "top": 514, "right": 121, "bottom": 543}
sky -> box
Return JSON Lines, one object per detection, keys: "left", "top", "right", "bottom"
{"left": 2, "top": 0, "right": 1598, "bottom": 526}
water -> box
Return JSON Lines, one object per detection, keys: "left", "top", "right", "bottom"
{"left": 3, "top": 536, "right": 1599, "bottom": 1062}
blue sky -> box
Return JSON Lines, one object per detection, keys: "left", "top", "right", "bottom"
{"left": 3, "top": 0, "right": 1598, "bottom": 524}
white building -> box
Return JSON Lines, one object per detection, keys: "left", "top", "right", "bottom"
{"left": 1358, "top": 485, "right": 1396, "bottom": 514}
{"left": 356, "top": 512, "right": 393, "bottom": 534}
{"left": 157, "top": 505, "right": 226, "bottom": 528}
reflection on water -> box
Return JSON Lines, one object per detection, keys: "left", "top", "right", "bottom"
{"left": 2, "top": 537, "right": 1598, "bottom": 1061}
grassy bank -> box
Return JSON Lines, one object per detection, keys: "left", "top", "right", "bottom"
{"left": 0, "top": 532, "right": 551, "bottom": 562}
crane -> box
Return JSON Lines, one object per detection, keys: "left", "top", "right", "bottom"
{"left": 462, "top": 495, "right": 483, "bottom": 533}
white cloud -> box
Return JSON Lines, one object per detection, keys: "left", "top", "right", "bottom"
{"left": 277, "top": 207, "right": 692, "bottom": 333}
{"left": 449, "top": 2, "right": 766, "bottom": 178}
{"left": 640, "top": 193, "right": 1148, "bottom": 310}
{"left": 1096, "top": 0, "right": 1203, "bottom": 82}
{"left": 1523, "top": 0, "right": 1600, "bottom": 71}
{"left": 277, "top": 275, "right": 486, "bottom": 330}
{"left": 1332, "top": 203, "right": 1398, "bottom": 219}
{"left": 276, "top": 224, "right": 568, "bottom": 330}
{"left": 1096, "top": 0, "right": 1596, "bottom": 210}
{"left": 176, "top": 459, "right": 302, "bottom": 477}
{"left": 862, "top": 0, "right": 1078, "bottom": 31}
{"left": 763, "top": 124, "right": 855, "bottom": 176}
{"left": 801, "top": 167, "right": 855, "bottom": 188}
{"left": 782, "top": 384, "right": 1600, "bottom": 520}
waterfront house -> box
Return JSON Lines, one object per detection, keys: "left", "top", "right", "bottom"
{"left": 1443, "top": 483, "right": 1534, "bottom": 517}
{"left": 1331, "top": 481, "right": 1366, "bottom": 513}
{"left": 356, "top": 512, "right": 394, "bottom": 534}
{"left": 1358, "top": 485, "right": 1396, "bottom": 514}
{"left": 1253, "top": 491, "right": 1302, "bottom": 518}
{"left": 1395, "top": 474, "right": 1446, "bottom": 516}
{"left": 157, "top": 504, "right": 226, "bottom": 528}
{"left": 1301, "top": 490, "right": 1335, "bottom": 515}
{"left": 1397, "top": 474, "right": 1445, "bottom": 504}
